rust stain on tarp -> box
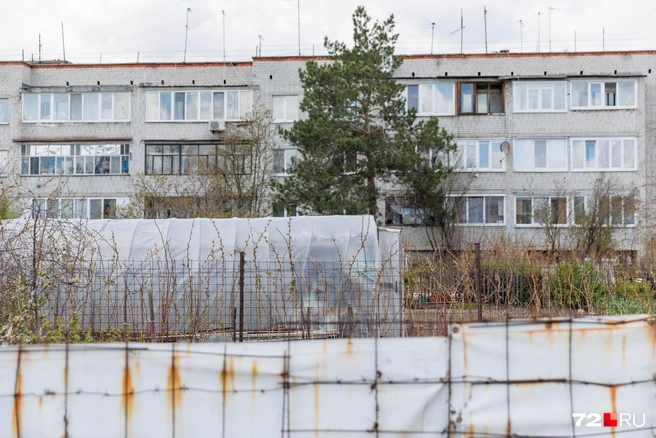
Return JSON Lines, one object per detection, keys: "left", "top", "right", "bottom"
{"left": 121, "top": 363, "right": 135, "bottom": 428}
{"left": 346, "top": 339, "right": 353, "bottom": 356}
{"left": 220, "top": 357, "right": 235, "bottom": 403}
{"left": 609, "top": 385, "right": 617, "bottom": 438}
{"left": 251, "top": 361, "right": 258, "bottom": 403}
{"left": 12, "top": 369, "right": 22, "bottom": 438}
{"left": 648, "top": 319, "right": 656, "bottom": 357}
{"left": 168, "top": 351, "right": 182, "bottom": 418}
{"left": 466, "top": 411, "right": 474, "bottom": 437}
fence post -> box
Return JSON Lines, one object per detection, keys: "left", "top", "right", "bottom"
{"left": 148, "top": 286, "right": 156, "bottom": 343}
{"left": 232, "top": 307, "right": 237, "bottom": 342}
{"left": 475, "top": 242, "right": 482, "bottom": 322}
{"left": 239, "top": 251, "right": 245, "bottom": 342}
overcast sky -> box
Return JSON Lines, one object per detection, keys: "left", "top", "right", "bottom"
{"left": 1, "top": 0, "right": 655, "bottom": 64}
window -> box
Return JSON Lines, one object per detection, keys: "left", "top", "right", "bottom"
{"left": 513, "top": 81, "right": 567, "bottom": 112}
{"left": 145, "top": 144, "right": 220, "bottom": 175}
{"left": 272, "top": 149, "right": 299, "bottom": 175}
{"left": 515, "top": 196, "right": 568, "bottom": 226}
{"left": 570, "top": 80, "right": 636, "bottom": 109}
{"left": 21, "top": 144, "right": 129, "bottom": 175}
{"left": 144, "top": 197, "right": 204, "bottom": 219}
{"left": 446, "top": 196, "right": 505, "bottom": 225}
{"left": 577, "top": 195, "right": 630, "bottom": 226}
{"left": 406, "top": 83, "right": 455, "bottom": 115}
{"left": 219, "top": 144, "right": 252, "bottom": 176}
{"left": 146, "top": 90, "right": 252, "bottom": 121}
{"left": 573, "top": 195, "right": 635, "bottom": 226}
{"left": 453, "top": 140, "right": 505, "bottom": 170}
{"left": 386, "top": 195, "right": 435, "bottom": 226}
{"left": 458, "top": 82, "right": 504, "bottom": 114}
{"left": 332, "top": 152, "right": 358, "bottom": 174}
{"left": 514, "top": 139, "right": 567, "bottom": 171}
{"left": 0, "top": 98, "right": 9, "bottom": 123}
{"left": 32, "top": 198, "right": 123, "bottom": 219}
{"left": 0, "top": 151, "right": 7, "bottom": 176}
{"left": 272, "top": 95, "right": 299, "bottom": 122}
{"left": 272, "top": 203, "right": 299, "bottom": 218}
{"left": 22, "top": 92, "right": 130, "bottom": 122}
{"left": 571, "top": 138, "right": 636, "bottom": 170}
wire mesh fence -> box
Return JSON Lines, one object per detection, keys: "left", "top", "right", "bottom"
{"left": 2, "top": 247, "right": 653, "bottom": 344}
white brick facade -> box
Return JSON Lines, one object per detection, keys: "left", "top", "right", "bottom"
{"left": 1, "top": 51, "right": 655, "bottom": 255}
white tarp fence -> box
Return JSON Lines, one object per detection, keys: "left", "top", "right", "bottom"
{"left": 0, "top": 315, "right": 655, "bottom": 437}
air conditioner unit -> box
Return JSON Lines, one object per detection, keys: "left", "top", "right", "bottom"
{"left": 209, "top": 120, "right": 226, "bottom": 132}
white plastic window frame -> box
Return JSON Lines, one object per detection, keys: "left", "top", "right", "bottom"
{"left": 513, "top": 138, "right": 568, "bottom": 172}
{"left": 447, "top": 195, "right": 506, "bottom": 226}
{"left": 0, "top": 150, "right": 7, "bottom": 176}
{"left": 21, "top": 144, "right": 130, "bottom": 176}
{"left": 0, "top": 98, "right": 8, "bottom": 124}
{"left": 569, "top": 80, "right": 637, "bottom": 110}
{"left": 145, "top": 90, "right": 252, "bottom": 122}
{"left": 570, "top": 137, "right": 637, "bottom": 171}
{"left": 573, "top": 194, "right": 636, "bottom": 227}
{"left": 513, "top": 81, "right": 567, "bottom": 113}
{"left": 31, "top": 197, "right": 129, "bottom": 220}
{"left": 514, "top": 195, "right": 569, "bottom": 227}
{"left": 406, "top": 83, "right": 455, "bottom": 116}
{"left": 272, "top": 149, "right": 299, "bottom": 176}
{"left": 21, "top": 92, "right": 131, "bottom": 123}
{"left": 452, "top": 139, "right": 506, "bottom": 172}
{"left": 272, "top": 95, "right": 300, "bottom": 123}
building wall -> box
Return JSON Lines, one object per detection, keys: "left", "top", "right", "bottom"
{"left": 1, "top": 52, "right": 655, "bottom": 254}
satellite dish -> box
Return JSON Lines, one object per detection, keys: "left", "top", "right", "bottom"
{"left": 500, "top": 141, "right": 511, "bottom": 154}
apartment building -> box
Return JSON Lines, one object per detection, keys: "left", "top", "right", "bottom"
{"left": 0, "top": 51, "right": 653, "bottom": 255}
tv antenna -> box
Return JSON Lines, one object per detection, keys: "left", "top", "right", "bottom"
{"left": 548, "top": 6, "right": 560, "bottom": 52}
{"left": 519, "top": 20, "right": 525, "bottom": 52}
{"left": 257, "top": 35, "right": 265, "bottom": 57}
{"left": 431, "top": 22, "right": 435, "bottom": 54}
{"left": 222, "top": 10, "right": 226, "bottom": 83}
{"left": 61, "top": 22, "right": 66, "bottom": 61}
{"left": 183, "top": 8, "right": 191, "bottom": 63}
{"left": 484, "top": 6, "right": 488, "bottom": 53}
{"left": 451, "top": 9, "right": 465, "bottom": 54}
{"left": 537, "top": 12, "right": 541, "bottom": 52}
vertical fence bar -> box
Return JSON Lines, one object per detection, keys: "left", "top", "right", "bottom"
{"left": 239, "top": 251, "right": 245, "bottom": 342}
{"left": 232, "top": 307, "right": 237, "bottom": 342}
{"left": 475, "top": 242, "right": 482, "bottom": 322}
{"left": 148, "top": 286, "right": 156, "bottom": 343}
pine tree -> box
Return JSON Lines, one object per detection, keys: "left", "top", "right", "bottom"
{"left": 274, "top": 6, "right": 454, "bottom": 220}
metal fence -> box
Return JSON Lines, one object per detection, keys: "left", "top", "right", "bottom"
{"left": 32, "top": 254, "right": 403, "bottom": 342}
{"left": 1, "top": 316, "right": 655, "bottom": 437}
{"left": 3, "top": 247, "right": 655, "bottom": 343}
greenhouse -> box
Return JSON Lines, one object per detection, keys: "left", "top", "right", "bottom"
{"left": 0, "top": 216, "right": 404, "bottom": 340}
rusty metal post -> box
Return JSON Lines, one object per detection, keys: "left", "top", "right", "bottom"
{"left": 475, "top": 242, "right": 482, "bottom": 322}
{"left": 232, "top": 307, "right": 237, "bottom": 342}
{"left": 239, "top": 251, "right": 245, "bottom": 342}
{"left": 148, "top": 286, "right": 156, "bottom": 343}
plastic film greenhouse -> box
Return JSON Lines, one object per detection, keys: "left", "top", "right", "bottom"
{"left": 0, "top": 216, "right": 404, "bottom": 341}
